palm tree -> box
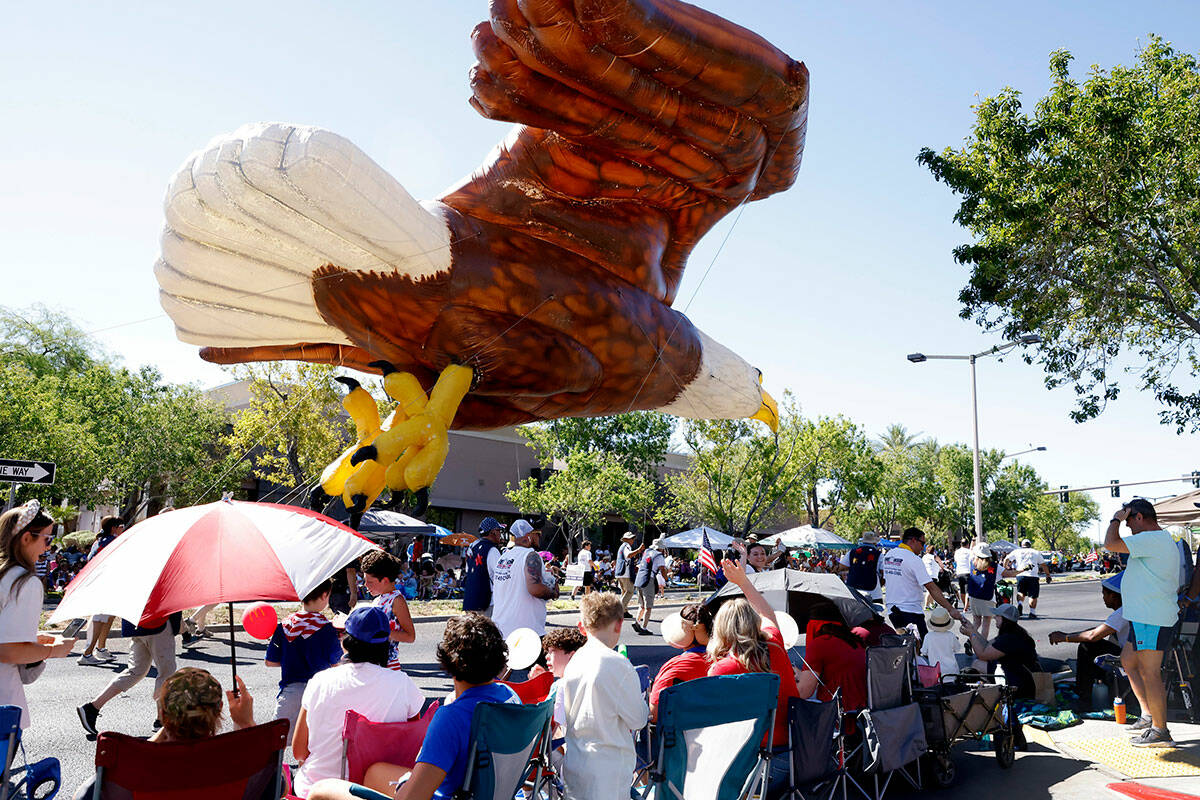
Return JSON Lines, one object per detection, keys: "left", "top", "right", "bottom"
{"left": 875, "top": 424, "right": 921, "bottom": 456}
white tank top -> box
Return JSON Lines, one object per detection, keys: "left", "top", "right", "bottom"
{"left": 490, "top": 545, "right": 550, "bottom": 637}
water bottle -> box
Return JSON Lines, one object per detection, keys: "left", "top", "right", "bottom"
{"left": 1114, "top": 696, "right": 1126, "bottom": 724}
{"left": 618, "top": 644, "right": 629, "bottom": 659}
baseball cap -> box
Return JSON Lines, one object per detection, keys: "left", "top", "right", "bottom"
{"left": 991, "top": 603, "right": 1020, "bottom": 623}
{"left": 972, "top": 542, "right": 992, "bottom": 559}
{"left": 510, "top": 519, "right": 533, "bottom": 537}
{"left": 479, "top": 517, "right": 506, "bottom": 534}
{"left": 1020, "top": 539, "right": 1032, "bottom": 548}
{"left": 1101, "top": 571, "right": 1124, "bottom": 593}
{"left": 344, "top": 606, "right": 391, "bottom": 644}
{"left": 1125, "top": 498, "right": 1157, "bottom": 518}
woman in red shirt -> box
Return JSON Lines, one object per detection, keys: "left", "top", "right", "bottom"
{"left": 649, "top": 603, "right": 713, "bottom": 721}
{"left": 707, "top": 559, "right": 798, "bottom": 798}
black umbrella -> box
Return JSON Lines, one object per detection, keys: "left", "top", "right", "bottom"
{"left": 705, "top": 569, "right": 877, "bottom": 631}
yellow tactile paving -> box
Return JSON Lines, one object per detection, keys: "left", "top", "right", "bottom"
{"left": 1062, "top": 736, "right": 1200, "bottom": 778}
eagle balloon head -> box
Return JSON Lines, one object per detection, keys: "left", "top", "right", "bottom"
{"left": 660, "top": 331, "right": 778, "bottom": 432}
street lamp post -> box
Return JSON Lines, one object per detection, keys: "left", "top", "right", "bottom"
{"left": 907, "top": 334, "right": 1041, "bottom": 544}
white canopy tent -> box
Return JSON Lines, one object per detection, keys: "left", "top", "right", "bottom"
{"left": 757, "top": 525, "right": 853, "bottom": 550}
{"left": 657, "top": 526, "right": 735, "bottom": 550}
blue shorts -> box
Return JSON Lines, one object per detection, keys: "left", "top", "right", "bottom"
{"left": 1131, "top": 621, "right": 1177, "bottom": 652}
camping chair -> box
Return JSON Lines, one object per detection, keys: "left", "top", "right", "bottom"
{"left": 644, "top": 673, "right": 779, "bottom": 800}
{"left": 501, "top": 671, "right": 555, "bottom": 703}
{"left": 90, "top": 719, "right": 288, "bottom": 800}
{"left": 0, "top": 706, "right": 60, "bottom": 800}
{"left": 846, "top": 646, "right": 925, "bottom": 800}
{"left": 784, "top": 694, "right": 846, "bottom": 800}
{"left": 457, "top": 697, "right": 556, "bottom": 800}
{"left": 341, "top": 702, "right": 439, "bottom": 784}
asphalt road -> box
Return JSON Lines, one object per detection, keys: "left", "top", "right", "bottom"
{"left": 26, "top": 578, "right": 1108, "bottom": 796}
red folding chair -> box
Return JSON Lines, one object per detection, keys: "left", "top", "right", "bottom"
{"left": 91, "top": 719, "right": 289, "bottom": 800}
{"left": 501, "top": 671, "right": 555, "bottom": 703}
{"left": 341, "top": 702, "right": 440, "bottom": 784}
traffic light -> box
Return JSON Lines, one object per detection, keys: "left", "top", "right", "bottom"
{"left": 1059, "top": 485, "right": 1069, "bottom": 503}
{"left": 1111, "top": 479, "right": 1120, "bottom": 498}
{"left": 1192, "top": 470, "right": 1199, "bottom": 488}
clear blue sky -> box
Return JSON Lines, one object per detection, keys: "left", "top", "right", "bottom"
{"left": 5, "top": 1, "right": 1199, "bottom": 538}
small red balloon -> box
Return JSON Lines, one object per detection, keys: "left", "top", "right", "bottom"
{"left": 241, "top": 602, "right": 278, "bottom": 640}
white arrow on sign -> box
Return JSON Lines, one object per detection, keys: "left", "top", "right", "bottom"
{"left": 0, "top": 463, "right": 50, "bottom": 482}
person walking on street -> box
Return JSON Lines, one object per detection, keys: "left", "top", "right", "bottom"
{"left": 615, "top": 532, "right": 644, "bottom": 617}
{"left": 1106, "top": 499, "right": 1199, "bottom": 747}
{"left": 570, "top": 540, "right": 595, "bottom": 600}
{"left": 1006, "top": 539, "right": 1050, "bottom": 619}
{"left": 837, "top": 531, "right": 884, "bottom": 602}
{"left": 78, "top": 516, "right": 124, "bottom": 665}
{"left": 491, "top": 519, "right": 558, "bottom": 638}
{"left": 461, "top": 517, "right": 506, "bottom": 615}
{"left": 880, "top": 527, "right": 962, "bottom": 640}
{"left": 952, "top": 538, "right": 973, "bottom": 605}
{"left": 632, "top": 539, "right": 668, "bottom": 635}
{"left": 78, "top": 611, "right": 182, "bottom": 736}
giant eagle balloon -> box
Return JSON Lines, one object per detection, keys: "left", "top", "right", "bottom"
{"left": 155, "top": 0, "right": 809, "bottom": 511}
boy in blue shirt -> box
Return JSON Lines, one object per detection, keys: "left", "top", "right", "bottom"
{"left": 265, "top": 579, "right": 343, "bottom": 734}
{"left": 305, "top": 613, "right": 518, "bottom": 800}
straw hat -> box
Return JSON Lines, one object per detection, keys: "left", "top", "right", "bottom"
{"left": 860, "top": 531, "right": 881, "bottom": 544}
{"left": 927, "top": 606, "right": 954, "bottom": 631}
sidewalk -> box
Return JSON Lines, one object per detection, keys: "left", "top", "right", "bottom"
{"left": 1026, "top": 717, "right": 1200, "bottom": 799}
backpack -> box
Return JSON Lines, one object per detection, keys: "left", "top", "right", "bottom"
{"left": 846, "top": 544, "right": 880, "bottom": 592}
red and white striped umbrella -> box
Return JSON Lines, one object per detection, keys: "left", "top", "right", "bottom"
{"left": 50, "top": 499, "right": 379, "bottom": 626}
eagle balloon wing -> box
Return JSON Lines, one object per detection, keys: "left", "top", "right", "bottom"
{"left": 446, "top": 0, "right": 810, "bottom": 305}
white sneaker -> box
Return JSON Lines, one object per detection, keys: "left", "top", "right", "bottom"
{"left": 78, "top": 653, "right": 102, "bottom": 666}
{"left": 95, "top": 648, "right": 115, "bottom": 662}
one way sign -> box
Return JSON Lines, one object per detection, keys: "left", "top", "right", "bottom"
{"left": 0, "top": 459, "right": 55, "bottom": 486}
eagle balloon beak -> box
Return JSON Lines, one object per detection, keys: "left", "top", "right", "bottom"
{"left": 750, "top": 388, "right": 779, "bottom": 433}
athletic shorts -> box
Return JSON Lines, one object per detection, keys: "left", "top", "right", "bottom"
{"left": 582, "top": 571, "right": 594, "bottom": 587}
{"left": 1131, "top": 621, "right": 1177, "bottom": 653}
{"left": 1016, "top": 576, "right": 1040, "bottom": 599}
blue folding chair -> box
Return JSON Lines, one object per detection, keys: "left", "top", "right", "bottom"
{"left": 645, "top": 673, "right": 779, "bottom": 800}
{"left": 457, "top": 697, "right": 556, "bottom": 800}
{"left": 0, "top": 705, "right": 60, "bottom": 800}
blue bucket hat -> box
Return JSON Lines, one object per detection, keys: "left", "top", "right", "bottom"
{"left": 1101, "top": 571, "right": 1124, "bottom": 594}
{"left": 344, "top": 606, "right": 391, "bottom": 644}
{"left": 479, "top": 517, "right": 506, "bottom": 534}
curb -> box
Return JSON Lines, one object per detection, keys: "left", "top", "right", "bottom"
{"left": 1108, "top": 782, "right": 1200, "bottom": 800}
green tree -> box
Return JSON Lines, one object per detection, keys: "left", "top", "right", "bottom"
{"left": 222, "top": 362, "right": 352, "bottom": 491}
{"left": 666, "top": 396, "right": 808, "bottom": 537}
{"left": 0, "top": 306, "right": 231, "bottom": 513}
{"left": 517, "top": 412, "right": 673, "bottom": 478}
{"left": 791, "top": 416, "right": 882, "bottom": 530}
{"left": 1019, "top": 493, "right": 1100, "bottom": 551}
{"left": 919, "top": 36, "right": 1200, "bottom": 431}
{"left": 505, "top": 449, "right": 656, "bottom": 554}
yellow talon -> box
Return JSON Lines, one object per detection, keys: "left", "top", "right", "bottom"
{"left": 328, "top": 364, "right": 473, "bottom": 511}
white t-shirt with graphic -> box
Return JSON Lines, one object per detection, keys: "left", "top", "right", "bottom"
{"left": 880, "top": 547, "right": 933, "bottom": 614}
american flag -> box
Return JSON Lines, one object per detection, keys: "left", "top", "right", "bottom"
{"left": 699, "top": 529, "right": 718, "bottom": 574}
{"left": 1084, "top": 550, "right": 1099, "bottom": 564}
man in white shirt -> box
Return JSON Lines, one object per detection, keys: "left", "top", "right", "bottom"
{"left": 570, "top": 541, "right": 595, "bottom": 599}
{"left": 491, "top": 519, "right": 559, "bottom": 638}
{"left": 952, "top": 539, "right": 973, "bottom": 604}
{"left": 879, "top": 527, "right": 962, "bottom": 640}
{"left": 561, "top": 592, "right": 648, "bottom": 798}
{"left": 1005, "top": 539, "right": 1050, "bottom": 619}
